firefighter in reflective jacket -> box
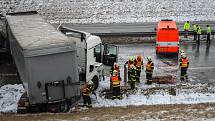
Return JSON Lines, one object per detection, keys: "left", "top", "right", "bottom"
{"left": 110, "top": 70, "right": 121, "bottom": 99}
{"left": 179, "top": 53, "right": 189, "bottom": 81}
{"left": 146, "top": 56, "right": 154, "bottom": 85}
{"left": 134, "top": 55, "right": 144, "bottom": 83}
{"left": 81, "top": 81, "right": 94, "bottom": 107}
{"left": 125, "top": 57, "right": 134, "bottom": 81}
{"left": 128, "top": 65, "right": 137, "bottom": 90}
{"left": 184, "top": 21, "right": 190, "bottom": 38}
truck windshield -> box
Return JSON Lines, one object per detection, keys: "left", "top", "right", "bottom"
{"left": 94, "top": 44, "right": 102, "bottom": 63}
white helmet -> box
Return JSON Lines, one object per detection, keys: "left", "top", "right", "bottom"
{"left": 147, "top": 56, "right": 152, "bottom": 61}
{"left": 180, "top": 49, "right": 185, "bottom": 54}
{"left": 88, "top": 81, "right": 94, "bottom": 85}
{"left": 181, "top": 53, "right": 186, "bottom": 58}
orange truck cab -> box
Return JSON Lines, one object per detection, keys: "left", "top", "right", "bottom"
{"left": 156, "top": 20, "right": 179, "bottom": 54}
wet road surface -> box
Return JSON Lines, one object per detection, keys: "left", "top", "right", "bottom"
{"left": 117, "top": 40, "right": 215, "bottom": 84}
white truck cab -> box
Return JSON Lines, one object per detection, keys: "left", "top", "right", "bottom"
{"left": 59, "top": 26, "right": 118, "bottom": 89}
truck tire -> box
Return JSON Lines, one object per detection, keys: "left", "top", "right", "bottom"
{"left": 92, "top": 76, "right": 99, "bottom": 90}
{"left": 60, "top": 101, "right": 69, "bottom": 113}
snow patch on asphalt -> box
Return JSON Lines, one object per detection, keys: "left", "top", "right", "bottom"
{"left": 0, "top": 84, "right": 25, "bottom": 113}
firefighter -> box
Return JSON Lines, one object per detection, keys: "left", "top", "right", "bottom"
{"left": 128, "top": 65, "right": 137, "bottom": 90}
{"left": 179, "top": 53, "right": 189, "bottom": 81}
{"left": 206, "top": 25, "right": 212, "bottom": 44}
{"left": 192, "top": 24, "right": 197, "bottom": 41}
{"left": 145, "top": 56, "right": 154, "bottom": 85}
{"left": 110, "top": 70, "right": 121, "bottom": 99}
{"left": 81, "top": 81, "right": 94, "bottom": 108}
{"left": 184, "top": 21, "right": 190, "bottom": 38}
{"left": 134, "top": 55, "right": 144, "bottom": 83}
{"left": 125, "top": 57, "right": 134, "bottom": 81}
{"left": 196, "top": 25, "right": 201, "bottom": 44}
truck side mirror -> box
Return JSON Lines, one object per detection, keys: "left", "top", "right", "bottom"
{"left": 90, "top": 65, "right": 94, "bottom": 72}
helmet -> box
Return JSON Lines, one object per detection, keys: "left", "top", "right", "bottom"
{"left": 129, "top": 57, "right": 134, "bottom": 62}
{"left": 181, "top": 53, "right": 186, "bottom": 58}
{"left": 88, "top": 81, "right": 94, "bottom": 85}
{"left": 136, "top": 55, "right": 142, "bottom": 61}
{"left": 180, "top": 49, "right": 185, "bottom": 54}
{"left": 113, "top": 70, "right": 118, "bottom": 76}
{"left": 147, "top": 56, "right": 152, "bottom": 61}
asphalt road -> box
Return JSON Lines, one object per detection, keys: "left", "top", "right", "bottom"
{"left": 55, "top": 21, "right": 215, "bottom": 35}
{"left": 117, "top": 41, "right": 215, "bottom": 84}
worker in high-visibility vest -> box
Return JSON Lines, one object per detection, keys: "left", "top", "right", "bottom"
{"left": 196, "top": 25, "right": 201, "bottom": 44}
{"left": 125, "top": 57, "right": 134, "bottom": 81}
{"left": 184, "top": 21, "right": 190, "bottom": 38}
{"left": 206, "top": 25, "right": 212, "bottom": 44}
{"left": 134, "top": 55, "right": 144, "bottom": 83}
{"left": 128, "top": 65, "right": 137, "bottom": 90}
{"left": 192, "top": 24, "right": 197, "bottom": 41}
{"left": 179, "top": 53, "right": 189, "bottom": 81}
{"left": 81, "top": 81, "right": 94, "bottom": 108}
{"left": 145, "top": 56, "right": 154, "bottom": 85}
{"left": 110, "top": 70, "right": 121, "bottom": 99}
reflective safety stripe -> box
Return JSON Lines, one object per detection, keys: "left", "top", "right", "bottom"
{"left": 156, "top": 42, "right": 179, "bottom": 47}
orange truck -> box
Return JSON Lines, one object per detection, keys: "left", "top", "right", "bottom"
{"left": 156, "top": 20, "right": 179, "bottom": 54}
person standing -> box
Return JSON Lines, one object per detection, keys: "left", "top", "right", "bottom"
{"left": 134, "top": 55, "right": 144, "bottom": 83}
{"left": 128, "top": 65, "right": 137, "bottom": 90}
{"left": 196, "top": 25, "right": 201, "bottom": 44}
{"left": 184, "top": 21, "right": 190, "bottom": 38}
{"left": 192, "top": 24, "right": 197, "bottom": 41}
{"left": 145, "top": 56, "right": 154, "bottom": 85}
{"left": 110, "top": 70, "right": 121, "bottom": 99}
{"left": 125, "top": 57, "right": 134, "bottom": 82}
{"left": 206, "top": 25, "right": 212, "bottom": 44}
{"left": 179, "top": 53, "right": 189, "bottom": 82}
{"left": 81, "top": 81, "right": 94, "bottom": 108}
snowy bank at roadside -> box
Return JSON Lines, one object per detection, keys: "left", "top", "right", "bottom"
{"left": 93, "top": 77, "right": 215, "bottom": 108}
{"left": 0, "top": 84, "right": 24, "bottom": 113}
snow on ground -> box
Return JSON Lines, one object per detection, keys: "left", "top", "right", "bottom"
{"left": 1, "top": 0, "right": 215, "bottom": 24}
{"left": 0, "top": 84, "right": 24, "bottom": 113}
{"left": 93, "top": 77, "right": 215, "bottom": 108}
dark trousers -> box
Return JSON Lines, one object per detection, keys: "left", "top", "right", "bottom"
{"left": 207, "top": 33, "right": 211, "bottom": 44}
{"left": 180, "top": 68, "right": 188, "bottom": 81}
{"left": 146, "top": 72, "right": 152, "bottom": 84}
{"left": 136, "top": 69, "right": 141, "bottom": 83}
{"left": 130, "top": 81, "right": 136, "bottom": 90}
{"left": 193, "top": 32, "right": 197, "bottom": 41}
{"left": 82, "top": 95, "right": 92, "bottom": 106}
{"left": 112, "top": 86, "right": 120, "bottom": 99}
{"left": 197, "top": 34, "right": 200, "bottom": 44}
{"left": 184, "top": 30, "right": 188, "bottom": 38}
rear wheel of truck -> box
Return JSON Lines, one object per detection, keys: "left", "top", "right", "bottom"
{"left": 59, "top": 101, "right": 69, "bottom": 112}
{"left": 92, "top": 76, "right": 99, "bottom": 90}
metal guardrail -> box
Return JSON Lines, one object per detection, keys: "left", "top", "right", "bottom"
{"left": 94, "top": 30, "right": 215, "bottom": 37}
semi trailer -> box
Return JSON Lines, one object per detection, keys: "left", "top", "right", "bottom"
{"left": 6, "top": 11, "right": 80, "bottom": 113}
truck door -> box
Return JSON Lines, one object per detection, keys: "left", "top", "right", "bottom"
{"left": 102, "top": 44, "right": 118, "bottom": 66}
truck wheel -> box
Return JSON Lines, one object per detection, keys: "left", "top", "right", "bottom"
{"left": 60, "top": 101, "right": 69, "bottom": 113}
{"left": 92, "top": 76, "right": 99, "bottom": 90}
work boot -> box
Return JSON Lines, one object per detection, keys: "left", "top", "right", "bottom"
{"left": 87, "top": 105, "right": 92, "bottom": 108}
